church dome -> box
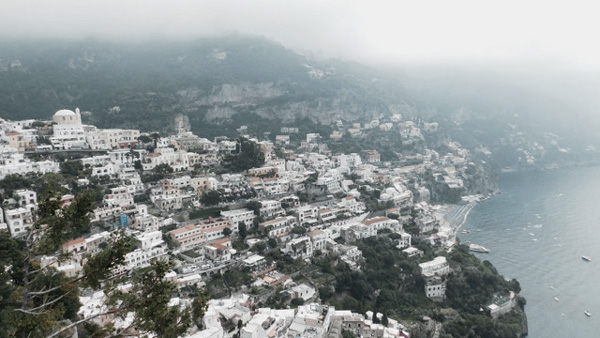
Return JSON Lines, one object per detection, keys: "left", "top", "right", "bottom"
{"left": 54, "top": 109, "right": 76, "bottom": 117}
{"left": 53, "top": 108, "right": 82, "bottom": 125}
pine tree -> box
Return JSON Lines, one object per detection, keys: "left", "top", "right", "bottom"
{"left": 0, "top": 188, "right": 208, "bottom": 337}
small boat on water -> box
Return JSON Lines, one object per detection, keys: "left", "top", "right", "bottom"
{"left": 528, "top": 233, "right": 535, "bottom": 236}
{"left": 585, "top": 311, "right": 592, "bottom": 317}
{"left": 582, "top": 256, "right": 592, "bottom": 262}
{"left": 554, "top": 297, "right": 559, "bottom": 302}
{"left": 469, "top": 244, "right": 490, "bottom": 253}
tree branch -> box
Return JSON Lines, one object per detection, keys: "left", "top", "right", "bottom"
{"left": 31, "top": 273, "right": 87, "bottom": 298}
{"left": 46, "top": 309, "right": 121, "bottom": 338}
{"left": 13, "top": 308, "right": 45, "bottom": 316}
{"left": 16, "top": 291, "right": 69, "bottom": 313}
{"left": 29, "top": 284, "right": 63, "bottom": 297}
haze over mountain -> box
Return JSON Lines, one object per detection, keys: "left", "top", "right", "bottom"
{"left": 1, "top": 36, "right": 599, "bottom": 170}
{"left": 1, "top": 1, "right": 600, "bottom": 169}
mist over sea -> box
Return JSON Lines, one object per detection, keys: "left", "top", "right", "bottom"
{"left": 460, "top": 166, "right": 600, "bottom": 337}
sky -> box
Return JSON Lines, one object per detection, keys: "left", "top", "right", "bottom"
{"left": 2, "top": 0, "right": 600, "bottom": 68}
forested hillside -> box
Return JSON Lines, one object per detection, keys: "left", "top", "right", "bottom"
{"left": 1, "top": 36, "right": 599, "bottom": 169}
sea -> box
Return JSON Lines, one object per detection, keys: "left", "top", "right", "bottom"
{"left": 459, "top": 165, "right": 600, "bottom": 338}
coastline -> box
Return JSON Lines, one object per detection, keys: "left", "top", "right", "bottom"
{"left": 500, "top": 160, "right": 600, "bottom": 174}
{"left": 438, "top": 194, "right": 487, "bottom": 233}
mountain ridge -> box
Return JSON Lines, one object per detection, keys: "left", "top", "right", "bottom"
{"left": 1, "top": 36, "right": 599, "bottom": 169}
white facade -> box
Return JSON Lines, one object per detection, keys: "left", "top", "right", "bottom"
{"left": 260, "top": 216, "right": 295, "bottom": 239}
{"left": 0, "top": 146, "right": 60, "bottom": 179}
{"left": 259, "top": 200, "right": 285, "bottom": 218}
{"left": 86, "top": 128, "right": 140, "bottom": 150}
{"left": 284, "top": 236, "right": 313, "bottom": 259}
{"left": 4, "top": 207, "right": 34, "bottom": 237}
{"left": 419, "top": 256, "right": 450, "bottom": 278}
{"left": 425, "top": 276, "right": 446, "bottom": 301}
{"left": 51, "top": 109, "right": 86, "bottom": 149}
{"left": 221, "top": 208, "right": 255, "bottom": 232}
{"left": 14, "top": 189, "right": 37, "bottom": 209}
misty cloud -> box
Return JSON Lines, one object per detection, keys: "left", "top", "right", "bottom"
{"left": 2, "top": 0, "right": 600, "bottom": 67}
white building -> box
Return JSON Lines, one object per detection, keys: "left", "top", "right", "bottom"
{"left": 419, "top": 256, "right": 450, "bottom": 278}
{"left": 307, "top": 230, "right": 327, "bottom": 252}
{"left": 86, "top": 128, "right": 140, "bottom": 150}
{"left": 114, "top": 231, "right": 168, "bottom": 274}
{"left": 142, "top": 147, "right": 193, "bottom": 172}
{"left": 4, "top": 207, "right": 34, "bottom": 237}
{"left": 424, "top": 276, "right": 446, "bottom": 301}
{"left": 284, "top": 236, "right": 313, "bottom": 259}
{"left": 260, "top": 216, "right": 295, "bottom": 240}
{"left": 14, "top": 189, "right": 37, "bottom": 210}
{"left": 51, "top": 108, "right": 87, "bottom": 149}
{"left": 259, "top": 200, "right": 285, "bottom": 219}
{"left": 221, "top": 208, "right": 255, "bottom": 233}
{"left": 0, "top": 145, "right": 59, "bottom": 179}
{"left": 296, "top": 205, "right": 318, "bottom": 226}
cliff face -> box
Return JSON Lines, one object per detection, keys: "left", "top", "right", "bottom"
{"left": 518, "top": 306, "right": 529, "bottom": 337}
{"left": 1, "top": 37, "right": 598, "bottom": 169}
{"left": 178, "top": 83, "right": 285, "bottom": 109}
{"left": 0, "top": 37, "right": 409, "bottom": 129}
{"left": 462, "top": 164, "right": 499, "bottom": 196}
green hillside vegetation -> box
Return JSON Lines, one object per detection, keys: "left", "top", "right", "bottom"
{"left": 309, "top": 236, "right": 525, "bottom": 337}
{"left": 1, "top": 36, "right": 598, "bottom": 167}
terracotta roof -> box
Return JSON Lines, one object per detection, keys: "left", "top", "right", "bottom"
{"left": 270, "top": 275, "right": 291, "bottom": 286}
{"left": 64, "top": 238, "right": 85, "bottom": 246}
{"left": 252, "top": 266, "right": 275, "bottom": 277}
{"left": 363, "top": 217, "right": 390, "bottom": 225}
{"left": 204, "top": 225, "right": 230, "bottom": 233}
{"left": 308, "top": 230, "right": 325, "bottom": 237}
{"left": 169, "top": 224, "right": 198, "bottom": 235}
{"left": 274, "top": 231, "right": 290, "bottom": 238}
{"left": 211, "top": 243, "right": 226, "bottom": 251}
{"left": 260, "top": 217, "right": 288, "bottom": 226}
{"left": 212, "top": 237, "right": 231, "bottom": 246}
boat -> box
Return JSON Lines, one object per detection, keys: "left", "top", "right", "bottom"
{"left": 528, "top": 233, "right": 535, "bottom": 236}
{"left": 461, "top": 229, "right": 470, "bottom": 234}
{"left": 585, "top": 311, "right": 592, "bottom": 317}
{"left": 469, "top": 244, "right": 490, "bottom": 253}
{"left": 582, "top": 256, "right": 592, "bottom": 262}
{"left": 554, "top": 297, "right": 559, "bottom": 302}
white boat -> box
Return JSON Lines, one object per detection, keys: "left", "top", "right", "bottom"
{"left": 554, "top": 297, "right": 559, "bottom": 302}
{"left": 582, "top": 256, "right": 592, "bottom": 262}
{"left": 469, "top": 244, "right": 490, "bottom": 253}
{"left": 585, "top": 311, "right": 592, "bottom": 317}
{"left": 528, "top": 233, "right": 535, "bottom": 236}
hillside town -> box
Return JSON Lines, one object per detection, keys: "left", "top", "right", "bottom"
{"left": 0, "top": 109, "right": 515, "bottom": 338}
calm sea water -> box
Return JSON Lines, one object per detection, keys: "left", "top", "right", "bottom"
{"left": 460, "top": 166, "right": 600, "bottom": 338}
